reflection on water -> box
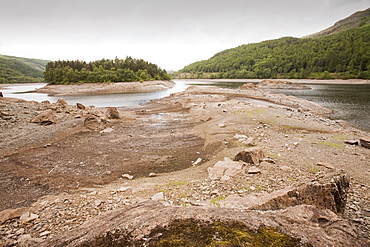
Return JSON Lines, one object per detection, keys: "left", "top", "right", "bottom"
{"left": 1, "top": 80, "right": 369, "bottom": 132}
{"left": 262, "top": 84, "right": 370, "bottom": 132}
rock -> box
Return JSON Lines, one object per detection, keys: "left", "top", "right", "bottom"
{"left": 122, "top": 174, "right": 134, "bottom": 180}
{"left": 234, "top": 134, "right": 255, "bottom": 146}
{"left": 149, "top": 173, "right": 158, "bottom": 177}
{"left": 210, "top": 189, "right": 220, "bottom": 196}
{"left": 76, "top": 103, "right": 86, "bottom": 110}
{"left": 151, "top": 192, "right": 165, "bottom": 201}
{"left": 106, "top": 107, "right": 120, "bottom": 119}
{"left": 192, "top": 157, "right": 202, "bottom": 166}
{"left": 20, "top": 212, "right": 39, "bottom": 224}
{"left": 222, "top": 174, "right": 349, "bottom": 214}
{"left": 0, "top": 91, "right": 3, "bottom": 97}
{"left": 100, "top": 127, "right": 114, "bottom": 133}
{"left": 56, "top": 98, "right": 68, "bottom": 107}
{"left": 0, "top": 207, "right": 28, "bottom": 224}
{"left": 84, "top": 114, "right": 104, "bottom": 130}
{"left": 117, "top": 187, "right": 132, "bottom": 193}
{"left": 234, "top": 134, "right": 248, "bottom": 140}
{"left": 208, "top": 157, "right": 245, "bottom": 180}
{"left": 316, "top": 162, "right": 335, "bottom": 169}
{"left": 344, "top": 140, "right": 358, "bottom": 145}
{"left": 30, "top": 109, "right": 56, "bottom": 125}
{"left": 17, "top": 234, "right": 43, "bottom": 247}
{"left": 247, "top": 166, "right": 261, "bottom": 174}
{"left": 218, "top": 123, "right": 226, "bottom": 128}
{"left": 39, "top": 201, "right": 365, "bottom": 247}
{"left": 359, "top": 138, "right": 370, "bottom": 149}
{"left": 234, "top": 147, "right": 264, "bottom": 164}
{"left": 39, "top": 231, "right": 51, "bottom": 237}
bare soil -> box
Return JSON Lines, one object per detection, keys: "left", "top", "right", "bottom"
{"left": 0, "top": 84, "right": 369, "bottom": 244}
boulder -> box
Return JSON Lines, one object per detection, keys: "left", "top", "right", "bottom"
{"left": 39, "top": 200, "right": 365, "bottom": 247}
{"left": 106, "top": 107, "right": 120, "bottom": 119}
{"left": 84, "top": 114, "right": 104, "bottom": 130}
{"left": 0, "top": 207, "right": 28, "bottom": 224}
{"left": 76, "top": 103, "right": 86, "bottom": 110}
{"left": 56, "top": 98, "right": 68, "bottom": 108}
{"left": 20, "top": 212, "right": 39, "bottom": 224}
{"left": 30, "top": 109, "right": 56, "bottom": 125}
{"left": 234, "top": 147, "right": 264, "bottom": 164}
{"left": 208, "top": 157, "right": 245, "bottom": 180}
{"left": 221, "top": 174, "right": 349, "bottom": 214}
{"left": 359, "top": 138, "right": 370, "bottom": 149}
{"left": 151, "top": 192, "right": 166, "bottom": 201}
{"left": 344, "top": 140, "right": 358, "bottom": 145}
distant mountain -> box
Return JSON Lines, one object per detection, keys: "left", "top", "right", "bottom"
{"left": 0, "top": 55, "right": 50, "bottom": 83}
{"left": 306, "top": 7, "right": 370, "bottom": 38}
{"left": 178, "top": 8, "right": 370, "bottom": 80}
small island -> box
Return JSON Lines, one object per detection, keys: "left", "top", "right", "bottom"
{"left": 35, "top": 57, "right": 174, "bottom": 96}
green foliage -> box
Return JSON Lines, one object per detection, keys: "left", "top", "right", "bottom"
{"left": 0, "top": 55, "right": 49, "bottom": 83}
{"left": 44, "top": 57, "right": 171, "bottom": 84}
{"left": 179, "top": 24, "right": 370, "bottom": 80}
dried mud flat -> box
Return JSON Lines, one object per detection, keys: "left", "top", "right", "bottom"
{"left": 0, "top": 85, "right": 370, "bottom": 246}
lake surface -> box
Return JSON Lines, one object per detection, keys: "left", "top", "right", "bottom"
{"left": 1, "top": 80, "right": 369, "bottom": 132}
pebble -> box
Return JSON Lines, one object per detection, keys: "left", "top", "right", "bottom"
{"left": 122, "top": 174, "right": 134, "bottom": 180}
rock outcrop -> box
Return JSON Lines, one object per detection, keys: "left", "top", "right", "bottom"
{"left": 222, "top": 174, "right": 349, "bottom": 214}
{"left": 39, "top": 200, "right": 363, "bottom": 247}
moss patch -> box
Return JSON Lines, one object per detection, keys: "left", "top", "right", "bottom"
{"left": 148, "top": 219, "right": 300, "bottom": 247}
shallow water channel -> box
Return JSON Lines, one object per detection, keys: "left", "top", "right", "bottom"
{"left": 1, "top": 80, "right": 370, "bottom": 132}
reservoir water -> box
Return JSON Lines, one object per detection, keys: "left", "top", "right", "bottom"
{"left": 1, "top": 80, "right": 369, "bottom": 132}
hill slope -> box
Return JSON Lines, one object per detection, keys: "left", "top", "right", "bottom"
{"left": 0, "top": 55, "right": 49, "bottom": 83}
{"left": 306, "top": 7, "right": 370, "bottom": 38}
{"left": 178, "top": 9, "right": 370, "bottom": 80}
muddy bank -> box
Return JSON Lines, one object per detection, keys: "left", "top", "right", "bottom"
{"left": 0, "top": 85, "right": 369, "bottom": 245}
{"left": 34, "top": 80, "right": 175, "bottom": 96}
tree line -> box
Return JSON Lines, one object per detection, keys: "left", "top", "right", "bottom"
{"left": 177, "top": 23, "right": 370, "bottom": 80}
{"left": 44, "top": 57, "right": 171, "bottom": 84}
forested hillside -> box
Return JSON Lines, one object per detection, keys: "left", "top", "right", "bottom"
{"left": 178, "top": 23, "right": 370, "bottom": 80}
{"left": 44, "top": 57, "right": 171, "bottom": 84}
{"left": 0, "top": 55, "right": 49, "bottom": 83}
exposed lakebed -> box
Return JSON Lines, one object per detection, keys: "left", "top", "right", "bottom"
{"left": 2, "top": 79, "right": 370, "bottom": 131}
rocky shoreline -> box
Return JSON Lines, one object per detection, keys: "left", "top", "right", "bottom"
{"left": 0, "top": 84, "right": 369, "bottom": 246}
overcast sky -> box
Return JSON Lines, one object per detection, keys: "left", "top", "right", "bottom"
{"left": 1, "top": 0, "right": 369, "bottom": 71}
